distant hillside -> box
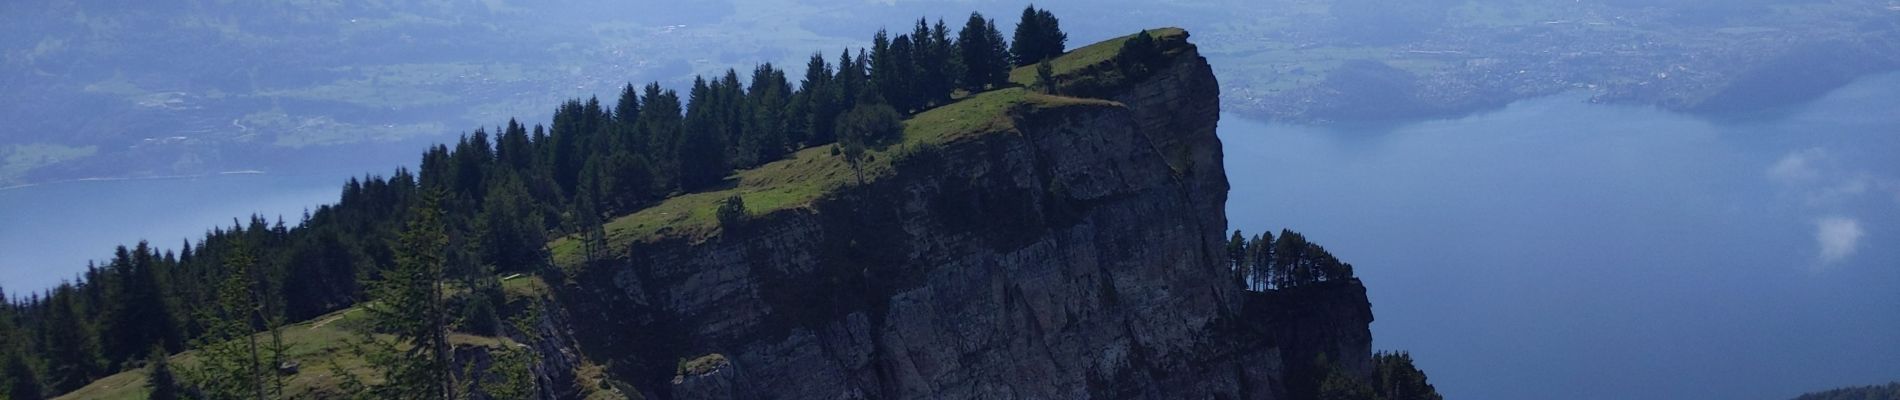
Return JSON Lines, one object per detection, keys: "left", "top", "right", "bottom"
{"left": 1794, "top": 382, "right": 1900, "bottom": 400}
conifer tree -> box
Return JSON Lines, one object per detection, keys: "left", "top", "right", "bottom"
{"left": 909, "top": 19, "right": 948, "bottom": 107}
{"left": 835, "top": 50, "right": 866, "bottom": 113}
{"left": 957, "top": 12, "right": 1010, "bottom": 91}
{"left": 1118, "top": 30, "right": 1163, "bottom": 79}
{"left": 798, "top": 52, "right": 837, "bottom": 145}
{"left": 361, "top": 192, "right": 456, "bottom": 399}
{"left": 743, "top": 64, "right": 792, "bottom": 166}
{"left": 932, "top": 19, "right": 960, "bottom": 90}
{"left": 42, "top": 284, "right": 99, "bottom": 393}
{"left": 1226, "top": 231, "right": 1248, "bottom": 288}
{"left": 1372, "top": 351, "right": 1443, "bottom": 400}
{"left": 2, "top": 350, "right": 43, "bottom": 400}
{"left": 1035, "top": 59, "right": 1059, "bottom": 94}
{"left": 676, "top": 121, "right": 731, "bottom": 191}
{"left": 884, "top": 34, "right": 919, "bottom": 112}
{"left": 145, "top": 345, "right": 180, "bottom": 400}
{"left": 185, "top": 245, "right": 268, "bottom": 400}
{"left": 1011, "top": 5, "right": 1068, "bottom": 66}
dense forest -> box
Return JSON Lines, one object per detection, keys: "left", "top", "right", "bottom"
{"left": 0, "top": 6, "right": 1430, "bottom": 399}
{"left": 1792, "top": 382, "right": 1900, "bottom": 400}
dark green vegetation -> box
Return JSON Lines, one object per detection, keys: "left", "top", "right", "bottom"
{"left": 1793, "top": 382, "right": 1900, "bottom": 400}
{"left": 1299, "top": 352, "right": 1441, "bottom": 400}
{"left": 0, "top": 9, "right": 1119, "bottom": 399}
{"left": 1009, "top": 5, "right": 1069, "bottom": 67}
{"left": 1225, "top": 229, "right": 1357, "bottom": 292}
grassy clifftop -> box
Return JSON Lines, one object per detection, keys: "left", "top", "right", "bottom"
{"left": 547, "top": 29, "right": 1177, "bottom": 268}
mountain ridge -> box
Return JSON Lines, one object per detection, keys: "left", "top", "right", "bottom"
{"left": 536, "top": 27, "right": 1377, "bottom": 399}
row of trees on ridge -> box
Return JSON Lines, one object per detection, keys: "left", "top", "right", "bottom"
{"left": 0, "top": 6, "right": 1078, "bottom": 399}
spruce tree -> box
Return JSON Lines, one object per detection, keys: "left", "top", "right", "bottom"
{"left": 361, "top": 192, "right": 456, "bottom": 399}
{"left": 929, "top": 19, "right": 961, "bottom": 103}
{"left": 144, "top": 346, "right": 180, "bottom": 400}
{"left": 1372, "top": 351, "right": 1443, "bottom": 400}
{"left": 1011, "top": 6, "right": 1068, "bottom": 66}
{"left": 42, "top": 285, "right": 99, "bottom": 393}
{"left": 957, "top": 13, "right": 997, "bottom": 91}
{"left": 1035, "top": 59, "right": 1058, "bottom": 94}
{"left": 1118, "top": 30, "right": 1163, "bottom": 79}
{"left": 184, "top": 245, "right": 267, "bottom": 400}
{"left": 909, "top": 19, "right": 943, "bottom": 106}
{"left": 800, "top": 53, "right": 840, "bottom": 145}
{"left": 676, "top": 123, "right": 731, "bottom": 191}
{"left": 2, "top": 350, "right": 43, "bottom": 400}
{"left": 884, "top": 34, "right": 918, "bottom": 112}
{"left": 744, "top": 64, "right": 792, "bottom": 165}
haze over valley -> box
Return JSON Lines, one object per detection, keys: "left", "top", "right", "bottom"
{"left": 2, "top": 1, "right": 1897, "bottom": 399}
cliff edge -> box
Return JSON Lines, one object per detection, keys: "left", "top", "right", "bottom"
{"left": 544, "top": 29, "right": 1374, "bottom": 400}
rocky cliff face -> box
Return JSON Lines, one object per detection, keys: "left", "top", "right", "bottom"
{"left": 545, "top": 30, "right": 1374, "bottom": 400}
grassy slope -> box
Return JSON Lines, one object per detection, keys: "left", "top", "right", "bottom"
{"left": 55, "top": 308, "right": 375, "bottom": 400}
{"left": 547, "top": 29, "right": 1163, "bottom": 268}
{"left": 1008, "top": 28, "right": 1187, "bottom": 88}
{"left": 56, "top": 275, "right": 550, "bottom": 400}
{"left": 550, "top": 88, "right": 1126, "bottom": 268}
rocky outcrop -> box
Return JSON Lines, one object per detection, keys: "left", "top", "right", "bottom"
{"left": 546, "top": 29, "right": 1376, "bottom": 400}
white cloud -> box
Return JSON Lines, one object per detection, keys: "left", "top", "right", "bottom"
{"left": 1767, "top": 148, "right": 1827, "bottom": 184}
{"left": 1814, "top": 216, "right": 1864, "bottom": 265}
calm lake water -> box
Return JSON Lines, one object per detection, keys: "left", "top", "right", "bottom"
{"left": 1223, "top": 73, "right": 1900, "bottom": 399}
{"left": 0, "top": 172, "right": 365, "bottom": 294}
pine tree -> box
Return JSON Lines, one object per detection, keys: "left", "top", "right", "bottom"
{"left": 2, "top": 350, "right": 43, "bottom": 400}
{"left": 835, "top": 49, "right": 866, "bottom": 113}
{"left": 1226, "top": 231, "right": 1248, "bottom": 288}
{"left": 871, "top": 29, "right": 918, "bottom": 112}
{"left": 185, "top": 245, "right": 267, "bottom": 400}
{"left": 42, "top": 284, "right": 99, "bottom": 393}
{"left": 1035, "top": 58, "right": 1058, "bottom": 94}
{"left": 1250, "top": 231, "right": 1275, "bottom": 291}
{"left": 1372, "top": 351, "right": 1443, "bottom": 400}
{"left": 361, "top": 192, "right": 456, "bottom": 399}
{"left": 957, "top": 12, "right": 1003, "bottom": 91}
{"left": 1011, "top": 6, "right": 1068, "bottom": 66}
{"left": 101, "top": 243, "right": 181, "bottom": 368}
{"left": 614, "top": 83, "right": 642, "bottom": 132}
{"left": 144, "top": 346, "right": 180, "bottom": 400}
{"left": 743, "top": 63, "right": 792, "bottom": 166}
{"left": 923, "top": 19, "right": 962, "bottom": 104}
{"left": 573, "top": 188, "right": 607, "bottom": 264}
{"left": 676, "top": 121, "right": 731, "bottom": 191}
{"left": 1118, "top": 30, "right": 1163, "bottom": 79}
{"left": 984, "top": 19, "right": 1010, "bottom": 85}
{"left": 909, "top": 19, "right": 942, "bottom": 107}
{"left": 480, "top": 307, "right": 543, "bottom": 399}
{"left": 884, "top": 34, "right": 918, "bottom": 112}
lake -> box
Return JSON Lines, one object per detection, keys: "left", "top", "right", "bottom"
{"left": 1222, "top": 73, "right": 1900, "bottom": 399}
{"left": 0, "top": 171, "right": 382, "bottom": 295}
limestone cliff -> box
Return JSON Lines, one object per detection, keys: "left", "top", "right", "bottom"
{"left": 541, "top": 29, "right": 1375, "bottom": 400}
